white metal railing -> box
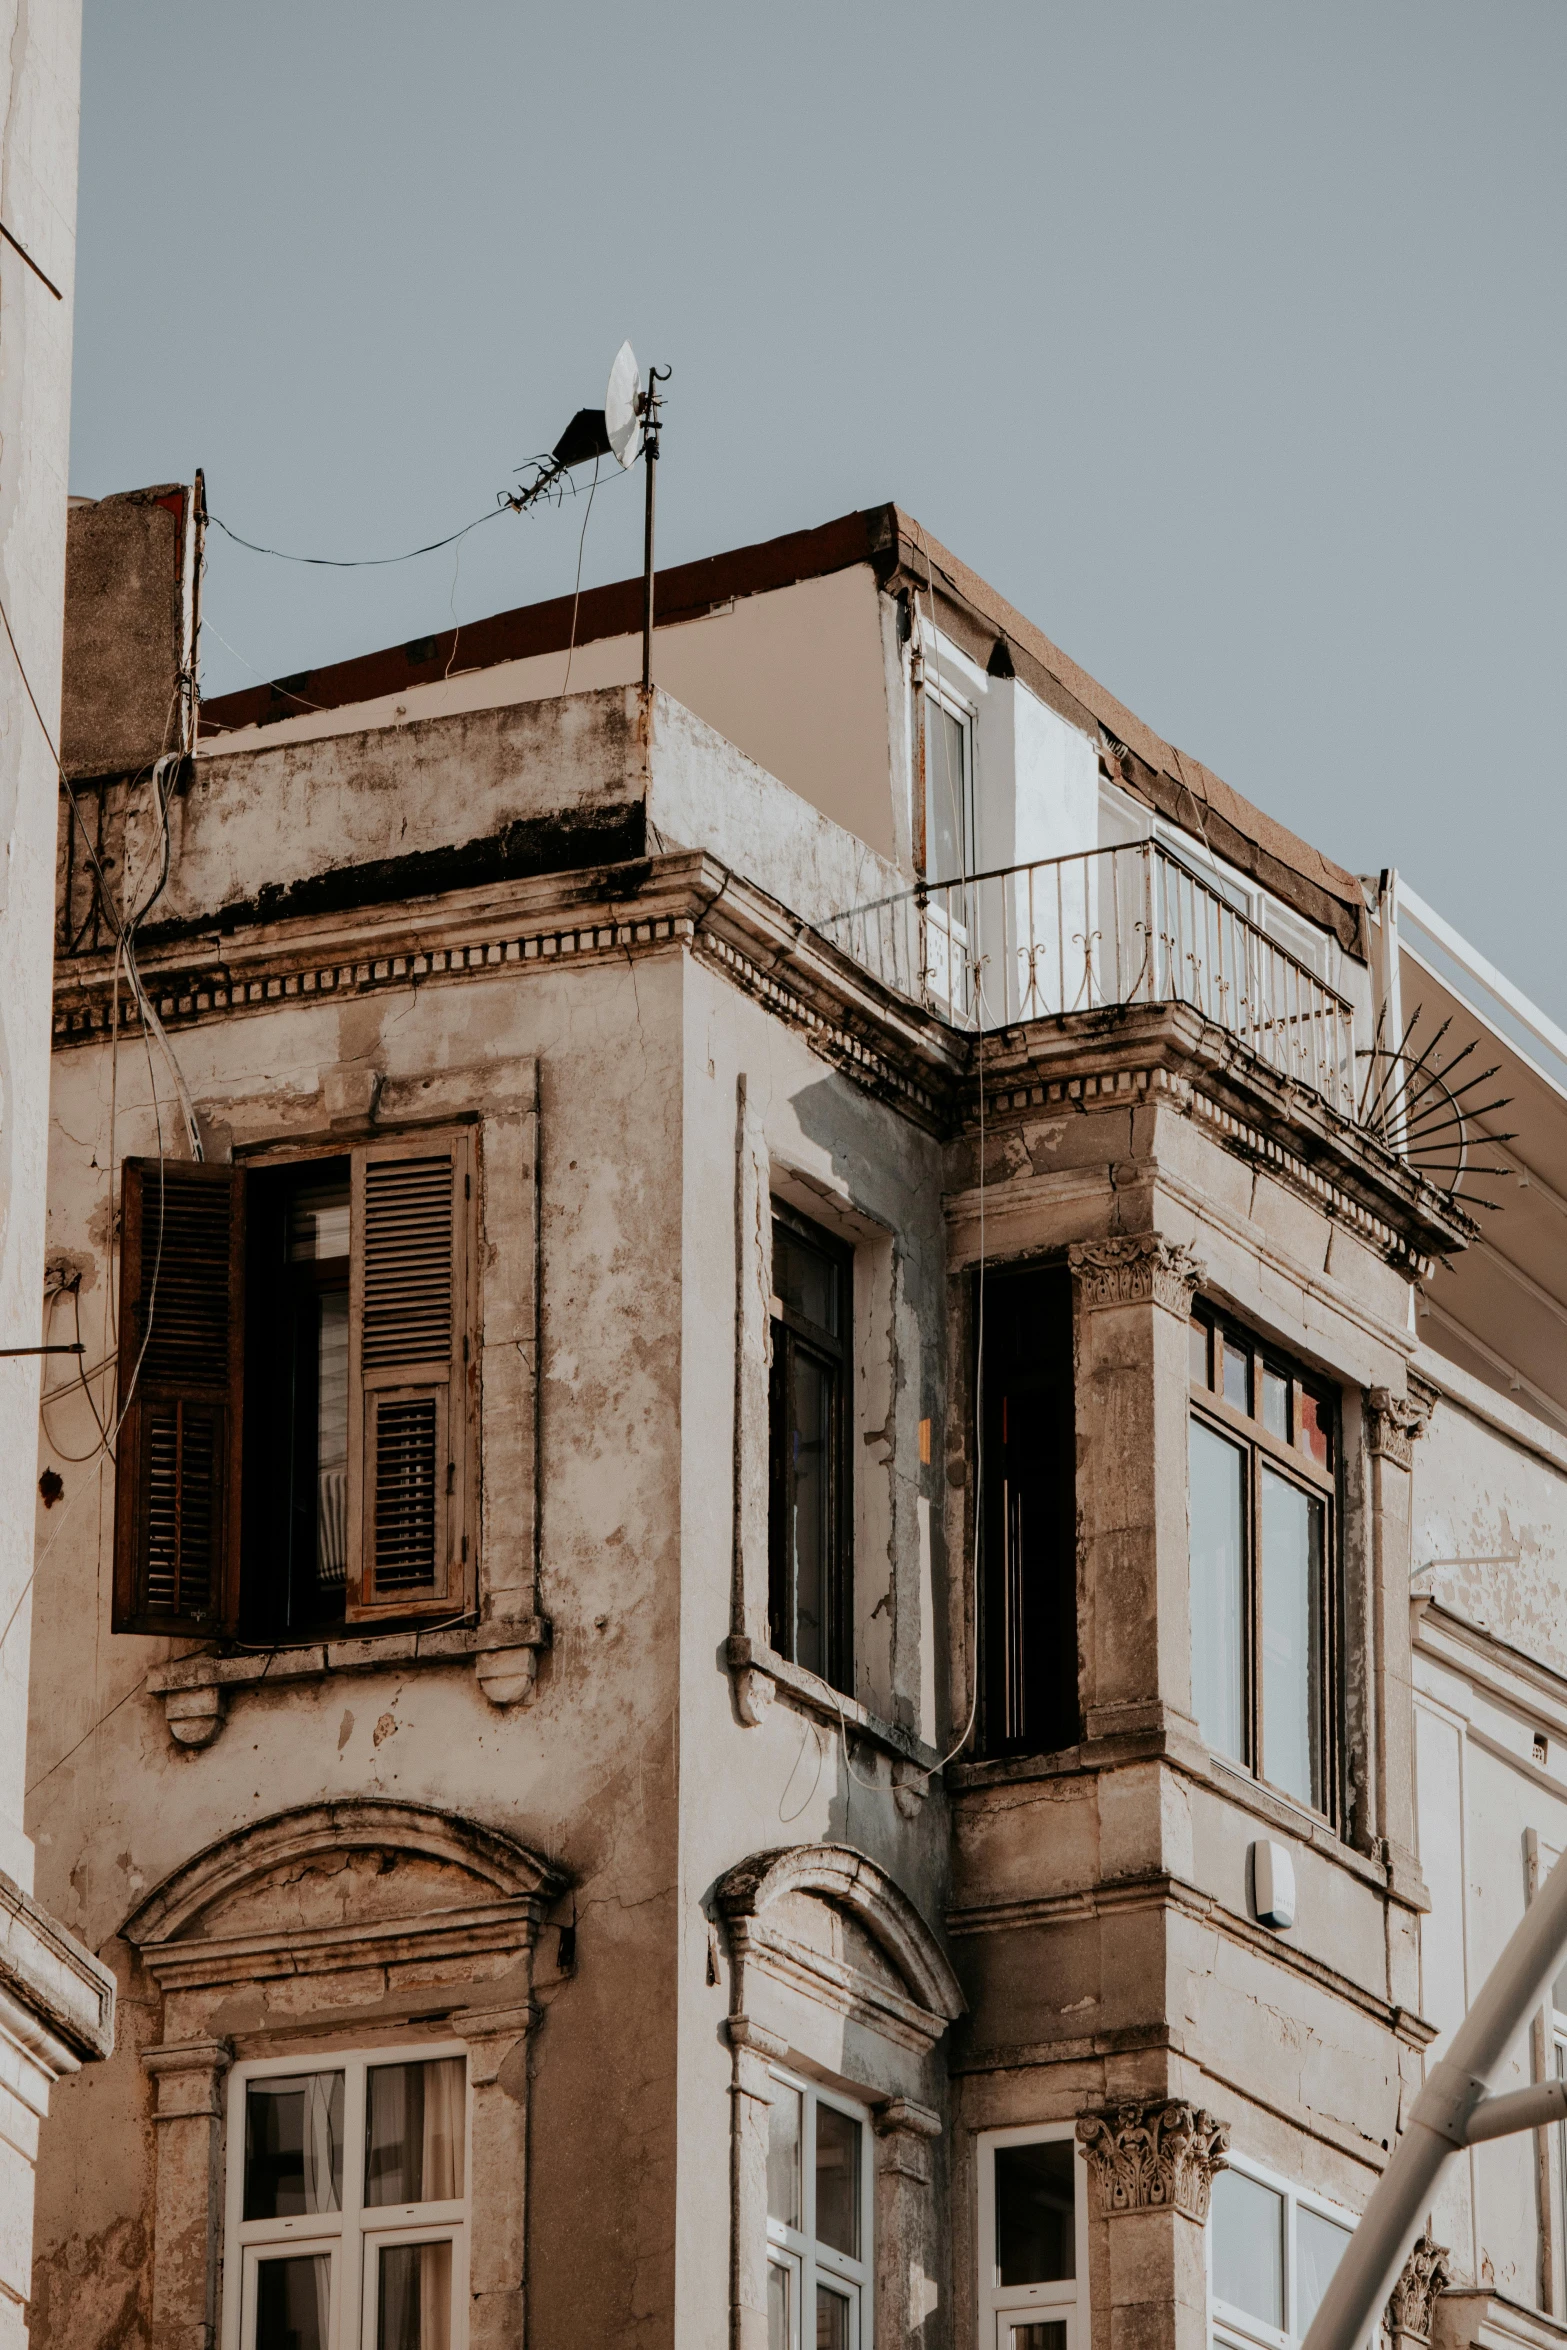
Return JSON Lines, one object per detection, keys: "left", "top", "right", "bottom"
{"left": 816, "top": 838, "right": 1358, "bottom": 1118}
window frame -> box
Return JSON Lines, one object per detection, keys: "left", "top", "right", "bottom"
{"left": 1188, "top": 1304, "right": 1342, "bottom": 1825}
{"left": 221, "top": 2040, "right": 472, "bottom": 2350}
{"left": 976, "top": 2122, "right": 1090, "bottom": 2350}
{"left": 1208, "top": 2147, "right": 1357, "bottom": 2350}
{"left": 918, "top": 676, "right": 978, "bottom": 886}
{"left": 765, "top": 2069, "right": 874, "bottom": 2350}
{"left": 767, "top": 1201, "right": 855, "bottom": 1696}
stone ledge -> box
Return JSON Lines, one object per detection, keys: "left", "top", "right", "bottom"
{"left": 723, "top": 1635, "right": 940, "bottom": 1788}
{"left": 148, "top": 1617, "right": 552, "bottom": 1746}
{"left": 0, "top": 1867, "right": 115, "bottom": 2073}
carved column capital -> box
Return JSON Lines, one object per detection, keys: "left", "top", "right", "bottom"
{"left": 1069, "top": 1235, "right": 1207, "bottom": 1317}
{"left": 1384, "top": 2231, "right": 1450, "bottom": 2349}
{"left": 1367, "top": 1384, "right": 1434, "bottom": 1469}
{"left": 1076, "top": 2097, "right": 1230, "bottom": 2220}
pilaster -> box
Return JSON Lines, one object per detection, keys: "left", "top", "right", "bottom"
{"left": 143, "top": 2037, "right": 231, "bottom": 2350}
{"left": 451, "top": 2002, "right": 539, "bottom": 2350}
{"left": 873, "top": 2097, "right": 942, "bottom": 2350}
{"left": 1077, "top": 2098, "right": 1229, "bottom": 2350}
{"left": 1367, "top": 1380, "right": 1435, "bottom": 1907}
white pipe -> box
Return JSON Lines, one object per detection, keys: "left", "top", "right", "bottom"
{"left": 1301, "top": 1848, "right": 1567, "bottom": 2350}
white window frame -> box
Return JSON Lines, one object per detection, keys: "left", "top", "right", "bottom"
{"left": 977, "top": 2122, "right": 1090, "bottom": 2350}
{"left": 921, "top": 676, "right": 978, "bottom": 885}
{"left": 765, "top": 2069, "right": 874, "bottom": 2350}
{"left": 1209, "top": 2147, "right": 1357, "bottom": 2350}
{"left": 221, "top": 2040, "right": 471, "bottom": 2350}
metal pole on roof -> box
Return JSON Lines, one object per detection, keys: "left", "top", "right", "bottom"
{"left": 640, "top": 367, "right": 669, "bottom": 696}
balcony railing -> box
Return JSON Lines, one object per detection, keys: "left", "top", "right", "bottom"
{"left": 816, "top": 838, "right": 1358, "bottom": 1119}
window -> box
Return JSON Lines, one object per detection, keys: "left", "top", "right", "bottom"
{"left": 112, "top": 1132, "right": 476, "bottom": 1640}
{"left": 224, "top": 2047, "right": 468, "bottom": 2350}
{"left": 978, "top": 2125, "right": 1087, "bottom": 2350}
{"left": 978, "top": 1265, "right": 1077, "bottom": 1758}
{"left": 1188, "top": 1308, "right": 1338, "bottom": 1818}
{"left": 768, "top": 1207, "right": 853, "bottom": 1694}
{"left": 921, "top": 685, "right": 975, "bottom": 884}
{"left": 766, "top": 2073, "right": 871, "bottom": 2349}
{"left": 1209, "top": 2154, "right": 1353, "bottom": 2350}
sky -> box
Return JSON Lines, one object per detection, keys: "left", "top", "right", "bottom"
{"left": 69, "top": 2, "right": 1567, "bottom": 1015}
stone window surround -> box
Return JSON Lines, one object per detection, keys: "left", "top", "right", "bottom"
{"left": 123, "top": 1799, "right": 564, "bottom": 2350}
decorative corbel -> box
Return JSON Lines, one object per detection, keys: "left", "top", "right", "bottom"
{"left": 1367, "top": 1385, "right": 1435, "bottom": 1471}
{"left": 474, "top": 1616, "right": 552, "bottom": 1708}
{"left": 1383, "top": 2230, "right": 1450, "bottom": 2350}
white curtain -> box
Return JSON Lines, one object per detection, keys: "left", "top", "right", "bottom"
{"left": 421, "top": 2059, "right": 464, "bottom": 2202}
{"left": 302, "top": 2074, "right": 341, "bottom": 2214}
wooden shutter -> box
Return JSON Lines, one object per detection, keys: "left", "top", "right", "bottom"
{"left": 112, "top": 1159, "right": 244, "bottom": 1634}
{"left": 346, "top": 1130, "right": 474, "bottom": 1622}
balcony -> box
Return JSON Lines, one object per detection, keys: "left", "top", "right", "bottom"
{"left": 817, "top": 838, "right": 1359, "bottom": 1123}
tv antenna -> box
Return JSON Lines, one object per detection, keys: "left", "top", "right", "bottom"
{"left": 500, "top": 342, "right": 670, "bottom": 693}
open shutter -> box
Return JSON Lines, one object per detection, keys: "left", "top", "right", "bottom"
{"left": 112, "top": 1159, "right": 244, "bottom": 1634}
{"left": 346, "top": 1130, "right": 474, "bottom": 1622}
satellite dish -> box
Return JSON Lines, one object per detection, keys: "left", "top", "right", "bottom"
{"left": 605, "top": 340, "right": 642, "bottom": 469}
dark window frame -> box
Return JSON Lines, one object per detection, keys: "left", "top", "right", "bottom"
{"left": 767, "top": 1202, "right": 854, "bottom": 1697}
{"left": 1188, "top": 1304, "right": 1343, "bottom": 1825}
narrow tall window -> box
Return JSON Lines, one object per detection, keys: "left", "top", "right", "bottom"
{"left": 766, "top": 2074, "right": 871, "bottom": 2349}
{"left": 979, "top": 2127, "right": 1085, "bottom": 2350}
{"left": 978, "top": 1265, "right": 1077, "bottom": 1759}
{"left": 768, "top": 1207, "right": 852, "bottom": 1694}
{"left": 923, "top": 687, "right": 975, "bottom": 883}
{"left": 1188, "top": 1311, "right": 1338, "bottom": 1817}
{"left": 226, "top": 2047, "right": 468, "bottom": 2350}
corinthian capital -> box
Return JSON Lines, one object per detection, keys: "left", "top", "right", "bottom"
{"left": 1075, "top": 2097, "right": 1229, "bottom": 2221}
{"left": 1384, "top": 2231, "right": 1450, "bottom": 2348}
{"left": 1367, "top": 1383, "right": 1434, "bottom": 1470}
{"left": 1069, "top": 1234, "right": 1207, "bottom": 1317}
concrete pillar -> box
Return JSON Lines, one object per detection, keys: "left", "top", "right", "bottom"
{"left": 1077, "top": 2099, "right": 1229, "bottom": 2350}
{"left": 143, "top": 2037, "right": 231, "bottom": 2350}
{"left": 452, "top": 2002, "right": 537, "bottom": 2350}
{"left": 1069, "top": 1236, "right": 1206, "bottom": 1750}
{"left": 1366, "top": 1384, "right": 1434, "bottom": 1898}
{"left": 873, "top": 2097, "right": 942, "bottom": 2350}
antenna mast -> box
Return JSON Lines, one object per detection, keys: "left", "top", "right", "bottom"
{"left": 640, "top": 366, "right": 670, "bottom": 696}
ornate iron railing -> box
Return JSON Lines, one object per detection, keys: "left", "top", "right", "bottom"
{"left": 816, "top": 838, "right": 1358, "bottom": 1118}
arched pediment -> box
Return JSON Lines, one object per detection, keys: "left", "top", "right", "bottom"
{"left": 716, "top": 1845, "right": 963, "bottom": 2052}
{"left": 123, "top": 1799, "right": 567, "bottom": 1996}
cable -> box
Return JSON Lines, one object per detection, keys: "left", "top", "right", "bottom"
{"left": 208, "top": 505, "right": 506, "bottom": 569}
{"left": 559, "top": 456, "right": 601, "bottom": 697}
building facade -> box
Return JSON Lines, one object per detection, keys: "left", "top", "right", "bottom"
{"left": 0, "top": 4, "right": 116, "bottom": 2340}
{"left": 24, "top": 506, "right": 1565, "bottom": 2350}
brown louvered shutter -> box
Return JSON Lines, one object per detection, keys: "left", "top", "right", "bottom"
{"left": 345, "top": 1130, "right": 474, "bottom": 1622}
{"left": 112, "top": 1159, "right": 244, "bottom": 1634}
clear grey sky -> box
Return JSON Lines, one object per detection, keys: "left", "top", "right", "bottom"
{"left": 70, "top": 2, "right": 1566, "bottom": 1014}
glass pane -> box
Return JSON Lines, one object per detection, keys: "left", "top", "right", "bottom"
{"left": 1298, "top": 1389, "right": 1332, "bottom": 1467}
{"left": 1189, "top": 1319, "right": 1210, "bottom": 1387}
{"left": 995, "top": 2139, "right": 1075, "bottom": 2285}
{"left": 255, "top": 2252, "right": 330, "bottom": 2350}
{"left": 1297, "top": 2208, "right": 1353, "bottom": 2335}
{"left": 1189, "top": 1421, "right": 1246, "bottom": 1765}
{"left": 785, "top": 1346, "right": 834, "bottom": 1677}
{"left": 815, "top": 2282, "right": 852, "bottom": 2350}
{"left": 1211, "top": 2168, "right": 1284, "bottom": 2327}
{"left": 774, "top": 1222, "right": 840, "bottom": 1338}
{"left": 925, "top": 694, "right": 970, "bottom": 881}
{"left": 1261, "top": 1468, "right": 1324, "bottom": 1808}
{"left": 365, "top": 2059, "right": 466, "bottom": 2206}
{"left": 1223, "top": 1340, "right": 1250, "bottom": 1413}
{"left": 316, "top": 1290, "right": 350, "bottom": 1589}
{"left": 1009, "top": 2328, "right": 1068, "bottom": 2350}
{"left": 289, "top": 1178, "right": 350, "bottom": 1261}
{"left": 814, "top": 2103, "right": 860, "bottom": 2258}
{"left": 244, "top": 2074, "right": 344, "bottom": 2220}
{"left": 768, "top": 2260, "right": 793, "bottom": 2350}
{"left": 767, "top": 2085, "right": 802, "bottom": 2228}
{"left": 376, "top": 2240, "right": 453, "bottom": 2350}
{"left": 1261, "top": 1368, "right": 1289, "bottom": 1441}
